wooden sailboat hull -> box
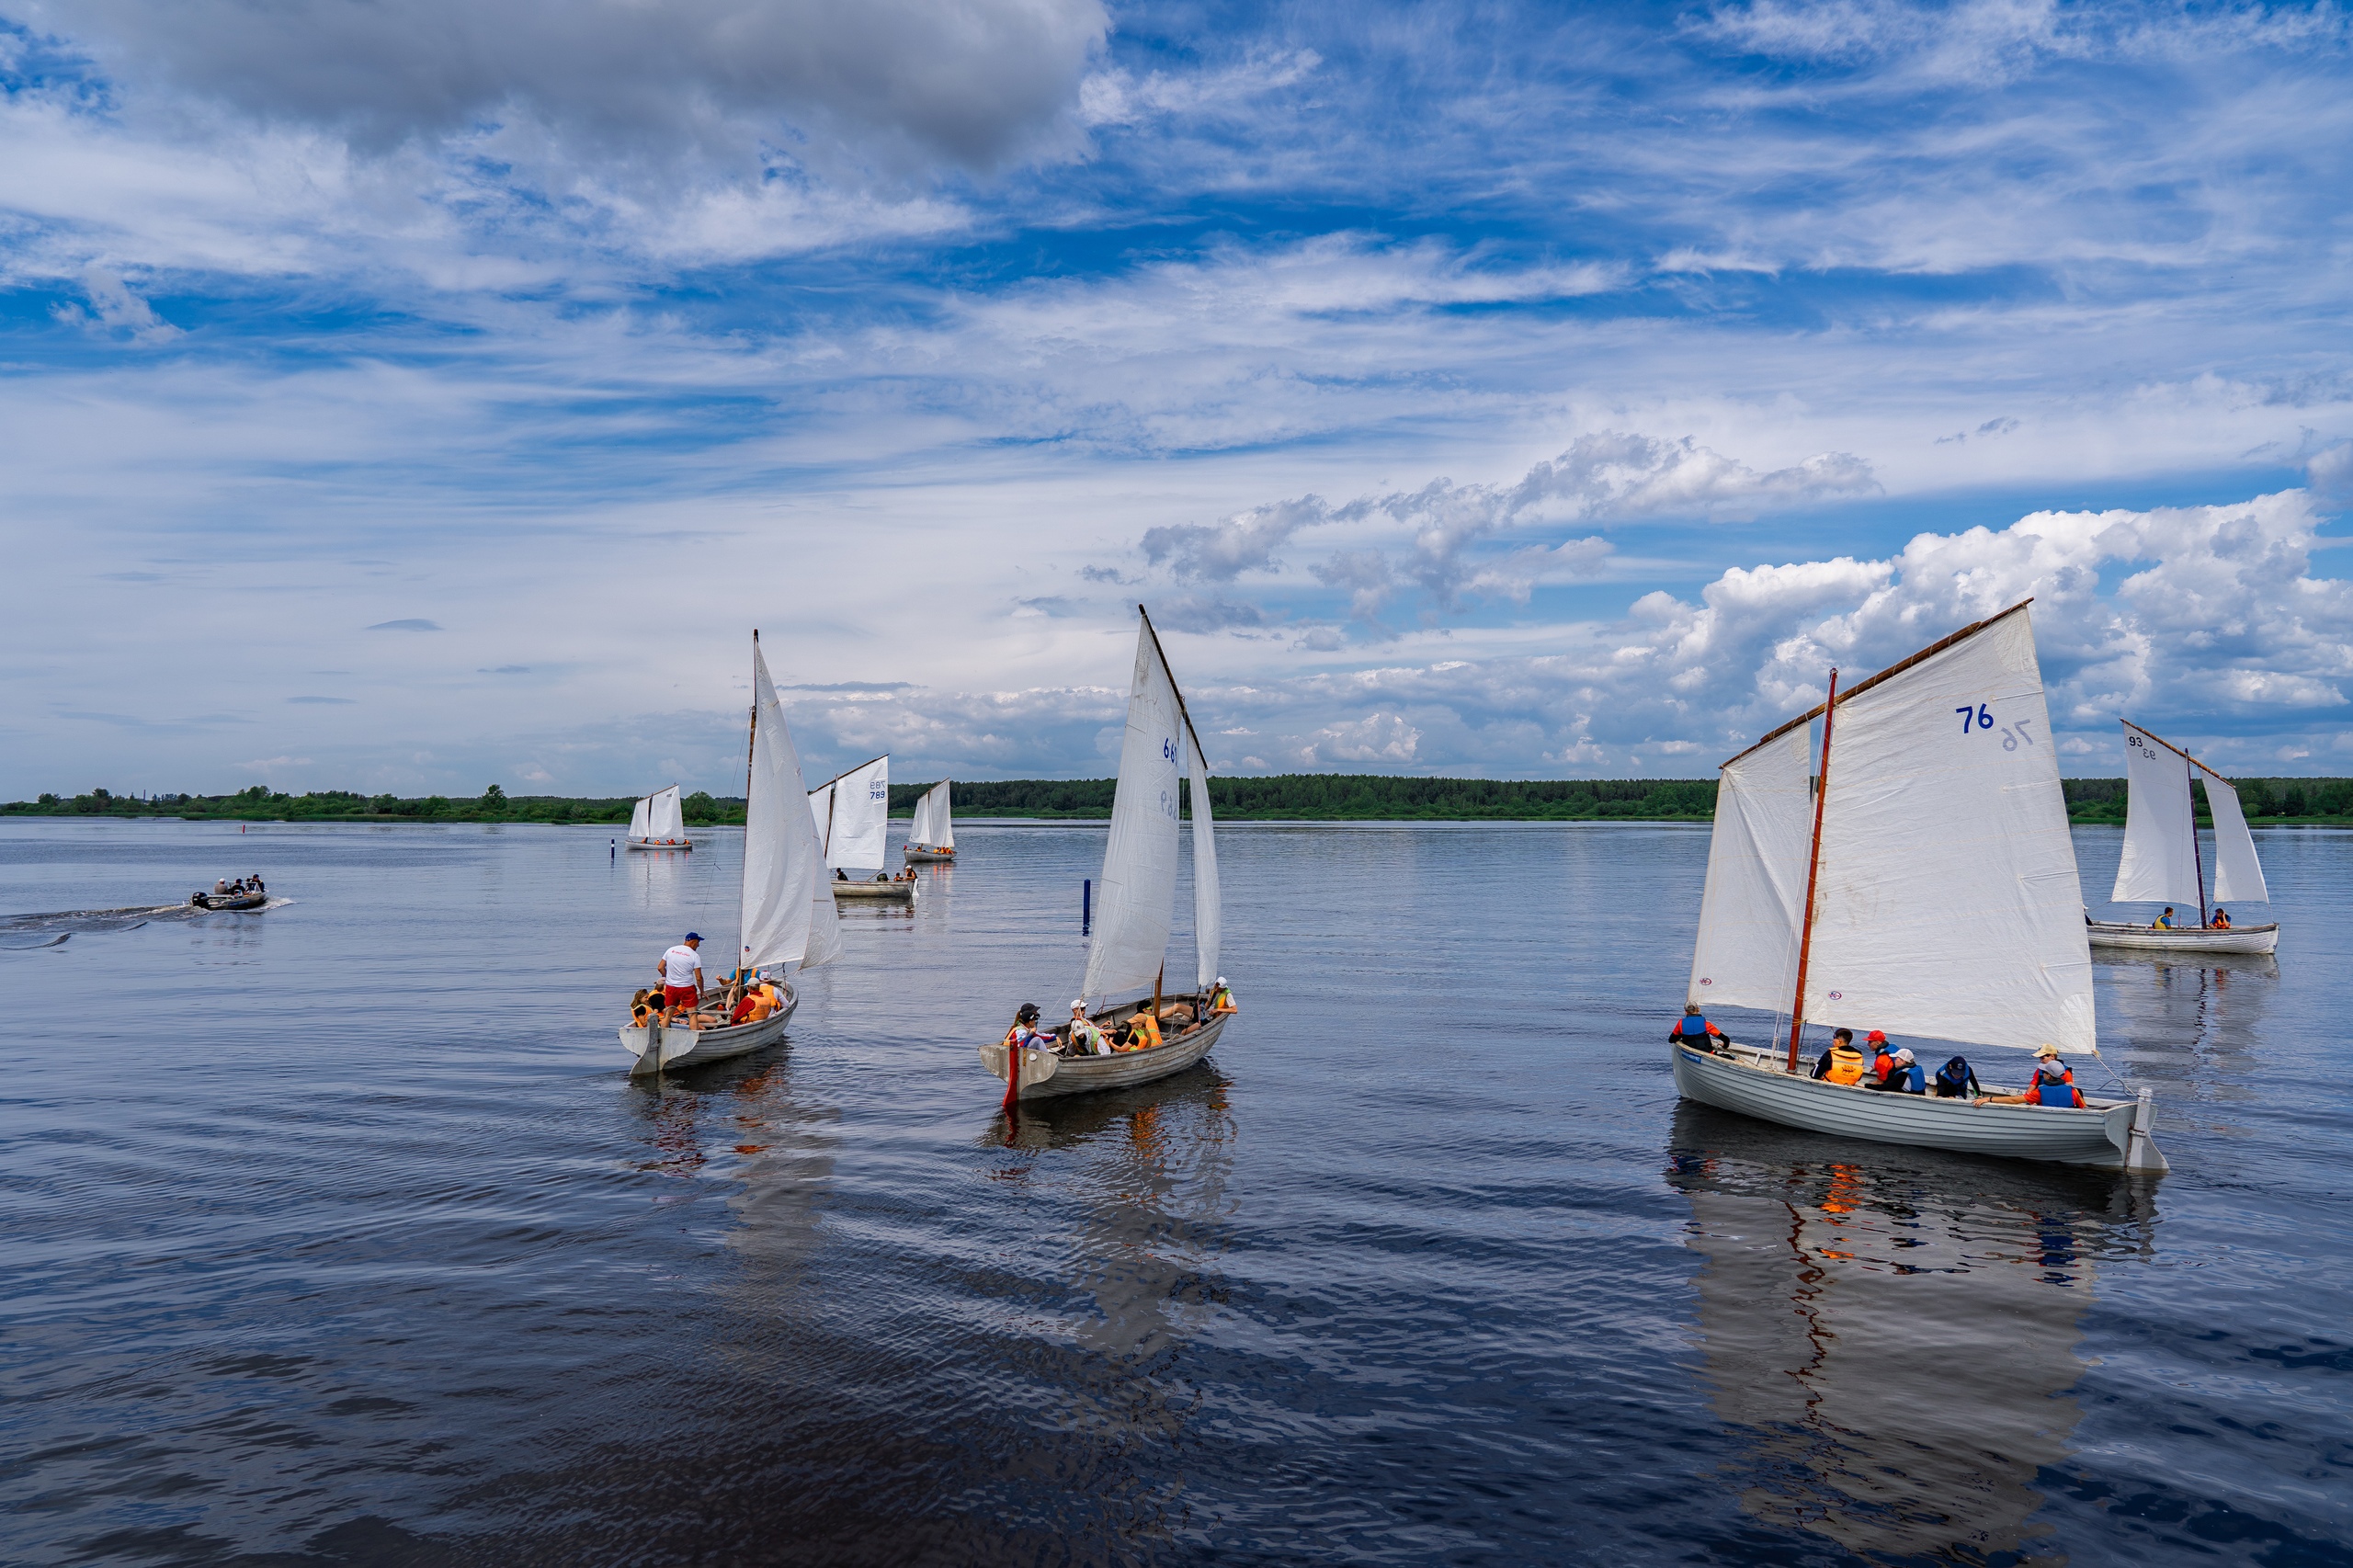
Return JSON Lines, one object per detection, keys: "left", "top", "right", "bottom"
{"left": 1669, "top": 1041, "right": 2166, "bottom": 1171}
{"left": 618, "top": 984, "right": 798, "bottom": 1074}
{"left": 832, "top": 881, "right": 915, "bottom": 901}
{"left": 625, "top": 838, "right": 691, "bottom": 851}
{"left": 2086, "top": 919, "right": 2278, "bottom": 955}
{"left": 903, "top": 846, "right": 955, "bottom": 862}
{"left": 981, "top": 1012, "right": 1230, "bottom": 1101}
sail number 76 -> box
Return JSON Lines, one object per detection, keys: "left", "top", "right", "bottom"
{"left": 1956, "top": 705, "right": 2035, "bottom": 751}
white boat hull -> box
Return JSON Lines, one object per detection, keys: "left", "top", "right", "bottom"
{"left": 618, "top": 984, "right": 798, "bottom": 1074}
{"left": 832, "top": 880, "right": 915, "bottom": 901}
{"left": 2087, "top": 919, "right": 2278, "bottom": 955}
{"left": 1669, "top": 1042, "right": 2166, "bottom": 1172}
{"left": 981, "top": 1012, "right": 1230, "bottom": 1101}
{"left": 625, "top": 838, "right": 691, "bottom": 851}
{"left": 903, "top": 846, "right": 955, "bottom": 863}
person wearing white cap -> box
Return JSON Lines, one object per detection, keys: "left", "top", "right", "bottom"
{"left": 1867, "top": 1046, "right": 1927, "bottom": 1094}
{"left": 1066, "top": 1000, "right": 1110, "bottom": 1056}
{"left": 1207, "top": 976, "right": 1237, "bottom": 1016}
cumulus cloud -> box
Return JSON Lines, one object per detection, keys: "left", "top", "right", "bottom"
{"left": 51, "top": 266, "right": 179, "bottom": 343}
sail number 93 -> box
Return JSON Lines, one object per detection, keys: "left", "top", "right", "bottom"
{"left": 1956, "top": 705, "right": 2036, "bottom": 750}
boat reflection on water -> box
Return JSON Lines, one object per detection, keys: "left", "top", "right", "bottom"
{"left": 1667, "top": 1104, "right": 2156, "bottom": 1563}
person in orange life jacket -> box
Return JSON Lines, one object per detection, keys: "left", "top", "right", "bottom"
{"left": 1810, "top": 1028, "right": 1854, "bottom": 1079}
{"left": 1669, "top": 1003, "right": 1733, "bottom": 1054}
{"left": 1820, "top": 1031, "right": 1869, "bottom": 1085}
{"left": 1976, "top": 1044, "right": 2086, "bottom": 1108}
{"left": 2154, "top": 906, "right": 2176, "bottom": 929}
{"left": 2211, "top": 907, "right": 2232, "bottom": 929}
{"left": 1868, "top": 1046, "right": 1927, "bottom": 1093}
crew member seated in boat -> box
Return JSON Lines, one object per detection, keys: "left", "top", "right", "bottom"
{"left": 1159, "top": 1001, "right": 1196, "bottom": 1033}
{"left": 1976, "top": 1044, "right": 2086, "bottom": 1108}
{"left": 213, "top": 878, "right": 230, "bottom": 895}
{"left": 1112, "top": 1009, "right": 1163, "bottom": 1051}
{"left": 248, "top": 872, "right": 266, "bottom": 894}
{"left": 1811, "top": 1028, "right": 1855, "bottom": 1078}
{"left": 1208, "top": 978, "right": 1237, "bottom": 1015}
{"left": 2211, "top": 907, "right": 2232, "bottom": 929}
{"left": 835, "top": 869, "right": 848, "bottom": 881}
{"left": 1005, "top": 1003, "right": 1054, "bottom": 1059}
{"left": 630, "top": 989, "right": 659, "bottom": 1027}
{"left": 1862, "top": 1030, "right": 1899, "bottom": 1083}
{"left": 1933, "top": 1055, "right": 1981, "bottom": 1097}
{"left": 1822, "top": 1032, "right": 1869, "bottom": 1085}
{"left": 730, "top": 978, "right": 782, "bottom": 1025}
{"left": 1867, "top": 1047, "right": 1926, "bottom": 1093}
{"left": 2154, "top": 906, "right": 2176, "bottom": 929}
{"left": 1064, "top": 1000, "right": 1110, "bottom": 1056}
{"left": 1668, "top": 1004, "right": 1733, "bottom": 1055}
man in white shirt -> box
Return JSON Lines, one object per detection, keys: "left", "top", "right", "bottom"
{"left": 657, "top": 933, "right": 705, "bottom": 1018}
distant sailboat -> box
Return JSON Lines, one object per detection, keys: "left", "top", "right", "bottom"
{"left": 983, "top": 606, "right": 1234, "bottom": 1103}
{"left": 904, "top": 780, "right": 956, "bottom": 862}
{"left": 2087, "top": 721, "right": 2279, "bottom": 955}
{"left": 809, "top": 754, "right": 912, "bottom": 901}
{"left": 1674, "top": 600, "right": 2165, "bottom": 1171}
{"left": 617, "top": 633, "right": 839, "bottom": 1075}
{"left": 626, "top": 783, "right": 690, "bottom": 851}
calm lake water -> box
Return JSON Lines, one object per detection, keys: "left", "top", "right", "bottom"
{"left": 2, "top": 818, "right": 2347, "bottom": 1566}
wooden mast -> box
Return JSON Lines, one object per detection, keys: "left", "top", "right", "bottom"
{"left": 739, "top": 630, "right": 759, "bottom": 983}
{"left": 1785, "top": 668, "right": 1837, "bottom": 1074}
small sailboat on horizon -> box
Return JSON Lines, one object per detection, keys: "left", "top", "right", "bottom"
{"left": 982, "top": 606, "right": 1235, "bottom": 1104}
{"left": 617, "top": 632, "right": 840, "bottom": 1076}
{"left": 625, "top": 783, "right": 691, "bottom": 851}
{"left": 1673, "top": 599, "right": 2165, "bottom": 1172}
{"left": 904, "top": 779, "right": 956, "bottom": 862}
{"left": 2087, "top": 721, "right": 2278, "bottom": 955}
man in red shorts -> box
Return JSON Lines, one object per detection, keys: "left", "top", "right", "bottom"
{"left": 657, "top": 932, "right": 706, "bottom": 1019}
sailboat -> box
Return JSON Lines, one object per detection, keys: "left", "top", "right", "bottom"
{"left": 616, "top": 632, "right": 840, "bottom": 1075}
{"left": 625, "top": 783, "right": 691, "bottom": 850}
{"left": 904, "top": 779, "right": 956, "bottom": 862}
{"left": 1675, "top": 600, "right": 2166, "bottom": 1172}
{"left": 982, "top": 606, "right": 1233, "bottom": 1102}
{"left": 2088, "top": 721, "right": 2279, "bottom": 955}
{"left": 808, "top": 755, "right": 912, "bottom": 901}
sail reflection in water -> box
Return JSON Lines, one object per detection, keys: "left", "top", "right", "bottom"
{"left": 1668, "top": 1106, "right": 2156, "bottom": 1563}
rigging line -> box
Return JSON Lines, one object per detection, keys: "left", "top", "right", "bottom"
{"left": 1137, "top": 604, "right": 1212, "bottom": 767}
{"left": 2124, "top": 718, "right": 2245, "bottom": 785}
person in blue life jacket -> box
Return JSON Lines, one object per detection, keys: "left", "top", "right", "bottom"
{"left": 1933, "top": 1055, "right": 1982, "bottom": 1098}
{"left": 1670, "top": 1004, "right": 1733, "bottom": 1055}
{"left": 1861, "top": 1029, "right": 1898, "bottom": 1084}
{"left": 1976, "top": 1044, "right": 2086, "bottom": 1108}
{"left": 2211, "top": 906, "right": 2232, "bottom": 929}
{"left": 1867, "top": 1046, "right": 1927, "bottom": 1093}
{"left": 2154, "top": 906, "right": 2176, "bottom": 929}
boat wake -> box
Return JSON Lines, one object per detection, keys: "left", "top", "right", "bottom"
{"left": 0, "top": 897, "right": 288, "bottom": 944}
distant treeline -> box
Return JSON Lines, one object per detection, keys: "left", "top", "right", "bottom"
{"left": 12, "top": 775, "right": 2353, "bottom": 824}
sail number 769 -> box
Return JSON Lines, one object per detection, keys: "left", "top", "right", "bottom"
{"left": 1956, "top": 705, "right": 2035, "bottom": 751}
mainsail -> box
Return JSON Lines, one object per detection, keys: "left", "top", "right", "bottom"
{"left": 740, "top": 639, "right": 840, "bottom": 974}
{"left": 1688, "top": 723, "right": 1813, "bottom": 1014}
{"left": 2113, "top": 720, "right": 2269, "bottom": 909}
{"left": 2113, "top": 722, "right": 2200, "bottom": 906}
{"left": 908, "top": 780, "right": 954, "bottom": 848}
{"left": 807, "top": 756, "right": 889, "bottom": 869}
{"left": 1081, "top": 608, "right": 1216, "bottom": 1004}
{"left": 1694, "top": 602, "right": 2095, "bottom": 1055}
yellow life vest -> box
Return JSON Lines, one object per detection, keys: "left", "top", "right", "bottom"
{"left": 1824, "top": 1046, "right": 1866, "bottom": 1086}
{"left": 1210, "top": 986, "right": 1236, "bottom": 1014}
{"left": 1123, "top": 1013, "right": 1162, "bottom": 1051}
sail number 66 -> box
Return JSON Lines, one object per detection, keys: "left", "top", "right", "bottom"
{"left": 1956, "top": 705, "right": 2035, "bottom": 750}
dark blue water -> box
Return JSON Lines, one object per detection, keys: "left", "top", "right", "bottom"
{"left": 1, "top": 819, "right": 2347, "bottom": 1566}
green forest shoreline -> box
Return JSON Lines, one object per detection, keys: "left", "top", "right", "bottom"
{"left": 9, "top": 776, "right": 2353, "bottom": 827}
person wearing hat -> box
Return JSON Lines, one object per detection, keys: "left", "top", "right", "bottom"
{"left": 1867, "top": 1046, "right": 1927, "bottom": 1094}
{"left": 1065, "top": 1000, "right": 1110, "bottom": 1057}
{"left": 1976, "top": 1045, "right": 2086, "bottom": 1108}
{"left": 1863, "top": 1029, "right": 1900, "bottom": 1085}
{"left": 657, "top": 933, "right": 706, "bottom": 1019}
{"left": 1669, "top": 1002, "right": 1733, "bottom": 1056}
{"left": 1208, "top": 977, "right": 1237, "bottom": 1016}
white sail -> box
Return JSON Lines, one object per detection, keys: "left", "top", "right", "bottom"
{"left": 909, "top": 779, "right": 953, "bottom": 847}
{"left": 646, "top": 783, "right": 685, "bottom": 842}
{"left": 2204, "top": 771, "right": 2269, "bottom": 904}
{"left": 2113, "top": 722, "right": 2200, "bottom": 905}
{"left": 741, "top": 642, "right": 840, "bottom": 974}
{"left": 1082, "top": 618, "right": 1186, "bottom": 1003}
{"left": 1802, "top": 606, "right": 2096, "bottom": 1053}
{"left": 1188, "top": 736, "right": 1221, "bottom": 990}
{"left": 628, "top": 794, "right": 652, "bottom": 839}
{"left": 1688, "top": 722, "right": 1814, "bottom": 1015}
{"left": 808, "top": 756, "right": 887, "bottom": 869}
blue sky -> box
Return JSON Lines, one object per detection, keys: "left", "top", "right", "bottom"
{"left": 2, "top": 0, "right": 2350, "bottom": 797}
